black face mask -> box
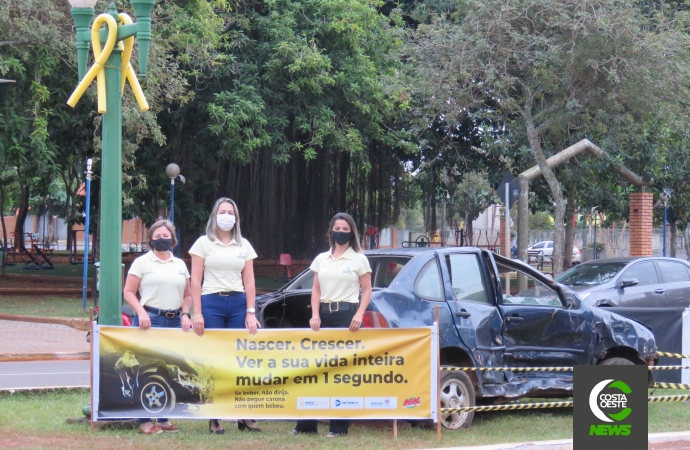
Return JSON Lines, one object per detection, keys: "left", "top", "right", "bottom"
{"left": 331, "top": 231, "right": 352, "bottom": 246}
{"left": 151, "top": 238, "right": 174, "bottom": 252}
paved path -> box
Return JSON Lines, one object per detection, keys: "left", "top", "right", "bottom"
{"left": 0, "top": 360, "right": 89, "bottom": 390}
{"left": 0, "top": 319, "right": 89, "bottom": 355}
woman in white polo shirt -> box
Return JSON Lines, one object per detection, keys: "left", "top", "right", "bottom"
{"left": 123, "top": 219, "right": 193, "bottom": 435}
{"left": 189, "top": 197, "right": 261, "bottom": 434}
{"left": 293, "top": 212, "right": 373, "bottom": 438}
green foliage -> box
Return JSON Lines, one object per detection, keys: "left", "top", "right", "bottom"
{"left": 452, "top": 172, "right": 496, "bottom": 226}
{"left": 529, "top": 212, "right": 554, "bottom": 230}
{"left": 405, "top": 0, "right": 690, "bottom": 271}
{"left": 206, "top": 0, "right": 405, "bottom": 164}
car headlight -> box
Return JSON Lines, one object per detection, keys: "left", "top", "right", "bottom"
{"left": 579, "top": 292, "right": 591, "bottom": 300}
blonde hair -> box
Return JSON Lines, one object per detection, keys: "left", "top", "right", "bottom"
{"left": 327, "top": 212, "right": 363, "bottom": 252}
{"left": 147, "top": 220, "right": 178, "bottom": 249}
{"left": 205, "top": 197, "right": 243, "bottom": 242}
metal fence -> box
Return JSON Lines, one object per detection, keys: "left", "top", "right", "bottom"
{"left": 527, "top": 228, "right": 688, "bottom": 261}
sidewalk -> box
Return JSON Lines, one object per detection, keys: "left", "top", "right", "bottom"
{"left": 431, "top": 430, "right": 690, "bottom": 450}
{"left": 0, "top": 319, "right": 89, "bottom": 361}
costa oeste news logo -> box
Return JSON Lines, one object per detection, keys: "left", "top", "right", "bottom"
{"left": 588, "top": 379, "right": 632, "bottom": 436}
{"left": 573, "top": 365, "right": 647, "bottom": 450}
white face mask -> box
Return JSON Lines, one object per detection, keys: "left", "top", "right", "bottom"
{"left": 216, "top": 214, "right": 236, "bottom": 231}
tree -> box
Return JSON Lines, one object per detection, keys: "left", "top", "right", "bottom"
{"left": 407, "top": 0, "right": 690, "bottom": 274}
{"left": 452, "top": 172, "right": 496, "bottom": 244}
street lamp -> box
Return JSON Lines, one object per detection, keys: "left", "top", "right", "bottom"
{"left": 165, "top": 163, "right": 185, "bottom": 256}
{"left": 660, "top": 190, "right": 671, "bottom": 257}
{"left": 66, "top": 0, "right": 155, "bottom": 326}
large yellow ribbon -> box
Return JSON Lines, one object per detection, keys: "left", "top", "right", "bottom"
{"left": 67, "top": 13, "right": 149, "bottom": 114}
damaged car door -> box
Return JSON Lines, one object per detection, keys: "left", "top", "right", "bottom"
{"left": 442, "top": 251, "right": 506, "bottom": 382}
{"left": 494, "top": 256, "right": 596, "bottom": 369}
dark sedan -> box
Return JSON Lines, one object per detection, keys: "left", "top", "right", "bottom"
{"left": 555, "top": 257, "right": 690, "bottom": 307}
{"left": 256, "top": 248, "right": 657, "bottom": 430}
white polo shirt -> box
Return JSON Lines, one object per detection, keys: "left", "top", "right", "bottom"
{"left": 128, "top": 251, "right": 190, "bottom": 310}
{"left": 310, "top": 247, "right": 372, "bottom": 303}
{"left": 188, "top": 235, "right": 257, "bottom": 295}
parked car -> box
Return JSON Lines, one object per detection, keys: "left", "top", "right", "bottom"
{"left": 527, "top": 240, "right": 581, "bottom": 264}
{"left": 555, "top": 257, "right": 690, "bottom": 308}
{"left": 256, "top": 248, "right": 657, "bottom": 429}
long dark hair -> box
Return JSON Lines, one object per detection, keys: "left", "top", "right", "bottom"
{"left": 327, "top": 213, "right": 363, "bottom": 253}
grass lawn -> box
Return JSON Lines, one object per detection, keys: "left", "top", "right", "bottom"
{"left": 0, "top": 296, "right": 90, "bottom": 317}
{"left": 0, "top": 275, "right": 283, "bottom": 319}
{"left": 0, "top": 389, "right": 688, "bottom": 449}
{"left": 2, "top": 263, "right": 96, "bottom": 278}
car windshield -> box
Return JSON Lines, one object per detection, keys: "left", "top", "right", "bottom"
{"left": 555, "top": 262, "right": 627, "bottom": 286}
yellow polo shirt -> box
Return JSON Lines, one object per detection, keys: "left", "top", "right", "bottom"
{"left": 128, "top": 251, "right": 190, "bottom": 310}
{"left": 310, "top": 247, "right": 371, "bottom": 303}
{"left": 188, "top": 235, "right": 257, "bottom": 295}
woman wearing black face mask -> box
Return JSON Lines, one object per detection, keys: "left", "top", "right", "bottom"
{"left": 123, "top": 219, "right": 195, "bottom": 434}
{"left": 292, "top": 212, "right": 372, "bottom": 438}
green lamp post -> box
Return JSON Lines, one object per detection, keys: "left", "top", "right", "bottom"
{"left": 66, "top": 0, "right": 155, "bottom": 326}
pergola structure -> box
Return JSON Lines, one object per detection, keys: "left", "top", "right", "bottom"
{"left": 505, "top": 139, "right": 654, "bottom": 289}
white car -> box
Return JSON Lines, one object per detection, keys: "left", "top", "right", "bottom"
{"left": 527, "top": 240, "right": 581, "bottom": 264}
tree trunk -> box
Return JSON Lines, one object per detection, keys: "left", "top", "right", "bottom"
{"left": 14, "top": 184, "right": 30, "bottom": 252}
{"left": 670, "top": 220, "right": 677, "bottom": 258}
{"left": 563, "top": 196, "right": 577, "bottom": 268}
{"left": 0, "top": 182, "right": 7, "bottom": 276}
{"left": 525, "top": 121, "right": 566, "bottom": 275}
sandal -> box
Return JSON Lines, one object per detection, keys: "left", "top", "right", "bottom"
{"left": 209, "top": 419, "right": 225, "bottom": 434}
{"left": 140, "top": 423, "right": 163, "bottom": 435}
{"left": 157, "top": 421, "right": 179, "bottom": 433}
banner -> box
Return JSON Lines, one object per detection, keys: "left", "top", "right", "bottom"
{"left": 94, "top": 326, "right": 436, "bottom": 420}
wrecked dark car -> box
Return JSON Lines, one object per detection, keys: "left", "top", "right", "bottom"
{"left": 256, "top": 247, "right": 657, "bottom": 430}
{"left": 98, "top": 346, "right": 213, "bottom": 418}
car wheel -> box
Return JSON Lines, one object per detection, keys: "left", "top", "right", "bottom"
{"left": 598, "top": 357, "right": 635, "bottom": 366}
{"left": 139, "top": 375, "right": 176, "bottom": 415}
{"left": 440, "top": 368, "right": 475, "bottom": 429}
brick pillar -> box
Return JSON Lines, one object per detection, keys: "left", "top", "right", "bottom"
{"left": 498, "top": 208, "right": 509, "bottom": 256}
{"left": 629, "top": 192, "right": 653, "bottom": 256}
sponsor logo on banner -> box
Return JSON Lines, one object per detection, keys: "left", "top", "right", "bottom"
{"left": 573, "top": 365, "right": 647, "bottom": 450}
{"left": 365, "top": 397, "right": 398, "bottom": 409}
{"left": 403, "top": 396, "right": 421, "bottom": 408}
{"left": 297, "top": 397, "right": 330, "bottom": 409}
{"left": 332, "top": 397, "right": 363, "bottom": 409}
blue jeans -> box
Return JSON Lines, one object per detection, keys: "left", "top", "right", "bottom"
{"left": 201, "top": 292, "right": 246, "bottom": 329}
{"left": 132, "top": 310, "right": 181, "bottom": 423}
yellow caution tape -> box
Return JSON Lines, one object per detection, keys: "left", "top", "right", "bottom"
{"left": 441, "top": 401, "right": 573, "bottom": 413}
{"left": 657, "top": 351, "right": 690, "bottom": 360}
{"left": 442, "top": 365, "right": 690, "bottom": 372}
{"left": 441, "top": 395, "right": 690, "bottom": 414}
{"left": 441, "top": 367, "right": 573, "bottom": 372}
{"left": 649, "top": 395, "right": 690, "bottom": 403}
{"left": 652, "top": 382, "right": 690, "bottom": 390}
{"left": 67, "top": 13, "right": 148, "bottom": 113}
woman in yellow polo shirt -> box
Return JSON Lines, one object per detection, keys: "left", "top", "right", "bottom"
{"left": 189, "top": 197, "right": 261, "bottom": 434}
{"left": 123, "top": 219, "right": 193, "bottom": 435}
{"left": 293, "top": 212, "right": 373, "bottom": 438}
